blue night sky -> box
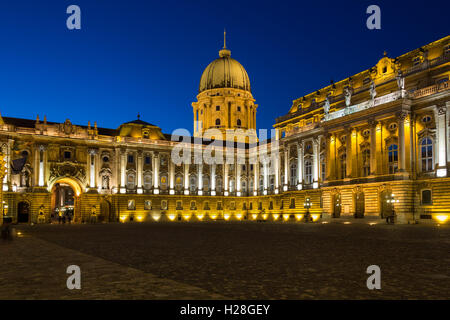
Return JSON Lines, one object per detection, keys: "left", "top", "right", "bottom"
{"left": 0, "top": 0, "right": 448, "bottom": 135}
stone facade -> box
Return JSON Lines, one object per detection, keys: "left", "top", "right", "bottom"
{"left": 1, "top": 36, "right": 449, "bottom": 225}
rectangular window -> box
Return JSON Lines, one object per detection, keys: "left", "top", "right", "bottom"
{"left": 145, "top": 156, "right": 151, "bottom": 165}
{"left": 128, "top": 155, "right": 134, "bottom": 163}
{"left": 127, "top": 200, "right": 135, "bottom": 210}
{"left": 421, "top": 190, "right": 432, "bottom": 205}
{"left": 64, "top": 151, "right": 71, "bottom": 159}
{"left": 216, "top": 106, "right": 220, "bottom": 111}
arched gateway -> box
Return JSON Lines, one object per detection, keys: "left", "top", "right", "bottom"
{"left": 49, "top": 177, "right": 83, "bottom": 223}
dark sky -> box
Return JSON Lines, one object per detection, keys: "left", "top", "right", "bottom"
{"left": 0, "top": 0, "right": 448, "bottom": 134}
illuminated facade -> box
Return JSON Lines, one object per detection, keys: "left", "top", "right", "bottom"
{"left": 0, "top": 35, "right": 449, "bottom": 225}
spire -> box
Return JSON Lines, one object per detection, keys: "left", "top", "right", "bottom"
{"left": 219, "top": 29, "right": 231, "bottom": 58}
{"left": 137, "top": 113, "right": 140, "bottom": 120}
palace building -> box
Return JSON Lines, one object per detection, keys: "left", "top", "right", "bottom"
{"left": 0, "top": 35, "right": 449, "bottom": 225}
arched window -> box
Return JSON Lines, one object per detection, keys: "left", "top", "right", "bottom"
{"left": 127, "top": 173, "right": 135, "bottom": 190}
{"left": 269, "top": 177, "right": 274, "bottom": 191}
{"left": 362, "top": 149, "right": 370, "bottom": 177}
{"left": 237, "top": 119, "right": 241, "bottom": 127}
{"left": 421, "top": 137, "right": 433, "bottom": 172}
{"left": 175, "top": 176, "right": 183, "bottom": 191}
{"left": 290, "top": 163, "right": 297, "bottom": 186}
{"left": 190, "top": 176, "right": 196, "bottom": 193}
{"left": 143, "top": 174, "right": 152, "bottom": 190}
{"left": 216, "top": 177, "right": 223, "bottom": 192}
{"left": 215, "top": 119, "right": 221, "bottom": 126}
{"left": 305, "top": 160, "right": 312, "bottom": 184}
{"left": 320, "top": 155, "right": 326, "bottom": 182}
{"left": 203, "top": 176, "right": 210, "bottom": 191}
{"left": 339, "top": 153, "right": 346, "bottom": 179}
{"left": 242, "top": 181, "right": 247, "bottom": 193}
{"left": 160, "top": 174, "right": 168, "bottom": 190}
{"left": 388, "top": 144, "right": 398, "bottom": 174}
{"left": 259, "top": 177, "right": 264, "bottom": 192}
{"left": 228, "top": 178, "right": 234, "bottom": 192}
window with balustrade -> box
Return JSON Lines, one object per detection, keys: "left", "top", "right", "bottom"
{"left": 290, "top": 162, "right": 297, "bottom": 186}
{"left": 305, "top": 160, "right": 312, "bottom": 184}
{"left": 339, "top": 153, "right": 346, "bottom": 179}
{"left": 420, "top": 137, "right": 433, "bottom": 172}
{"left": 362, "top": 149, "right": 370, "bottom": 177}
{"left": 388, "top": 144, "right": 398, "bottom": 174}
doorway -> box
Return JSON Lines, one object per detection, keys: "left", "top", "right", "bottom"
{"left": 333, "top": 193, "right": 341, "bottom": 218}
{"left": 17, "top": 201, "right": 30, "bottom": 223}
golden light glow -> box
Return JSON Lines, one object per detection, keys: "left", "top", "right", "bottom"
{"left": 311, "top": 214, "right": 320, "bottom": 222}
{"left": 252, "top": 214, "right": 258, "bottom": 220}
{"left": 262, "top": 214, "right": 268, "bottom": 220}
{"left": 182, "top": 214, "right": 191, "bottom": 221}
{"left": 435, "top": 215, "right": 449, "bottom": 223}
{"left": 282, "top": 214, "right": 290, "bottom": 221}
{"left": 224, "top": 214, "right": 231, "bottom": 220}
{"left": 152, "top": 214, "right": 161, "bottom": 221}
{"left": 196, "top": 214, "right": 204, "bottom": 221}
{"left": 120, "top": 216, "right": 126, "bottom": 222}
{"left": 209, "top": 213, "right": 217, "bottom": 220}
{"left": 168, "top": 214, "right": 176, "bottom": 221}
{"left": 343, "top": 221, "right": 351, "bottom": 224}
{"left": 136, "top": 215, "right": 144, "bottom": 222}
{"left": 369, "top": 222, "right": 377, "bottom": 226}
{"left": 273, "top": 214, "right": 279, "bottom": 220}
{"left": 295, "top": 214, "right": 304, "bottom": 221}
{"left": 322, "top": 221, "right": 328, "bottom": 224}
{"left": 235, "top": 213, "right": 243, "bottom": 220}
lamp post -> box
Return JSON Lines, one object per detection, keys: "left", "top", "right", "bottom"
{"left": 386, "top": 193, "right": 399, "bottom": 224}
{"left": 304, "top": 197, "right": 312, "bottom": 222}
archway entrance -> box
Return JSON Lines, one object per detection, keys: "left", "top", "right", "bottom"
{"left": 354, "top": 192, "right": 365, "bottom": 218}
{"left": 17, "top": 201, "right": 30, "bottom": 223}
{"left": 99, "top": 199, "right": 112, "bottom": 223}
{"left": 50, "top": 178, "right": 82, "bottom": 223}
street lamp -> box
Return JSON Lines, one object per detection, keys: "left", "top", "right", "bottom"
{"left": 304, "top": 197, "right": 312, "bottom": 222}
{"left": 386, "top": 193, "right": 399, "bottom": 224}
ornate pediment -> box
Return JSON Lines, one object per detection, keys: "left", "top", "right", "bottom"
{"left": 49, "top": 162, "right": 86, "bottom": 183}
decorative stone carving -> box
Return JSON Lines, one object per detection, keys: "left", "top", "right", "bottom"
{"left": 344, "top": 86, "right": 352, "bottom": 107}
{"left": 49, "top": 163, "right": 86, "bottom": 183}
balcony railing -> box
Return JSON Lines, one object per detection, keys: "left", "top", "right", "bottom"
{"left": 322, "top": 90, "right": 405, "bottom": 122}
{"left": 412, "top": 81, "right": 449, "bottom": 99}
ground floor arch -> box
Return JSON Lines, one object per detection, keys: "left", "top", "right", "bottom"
{"left": 50, "top": 177, "right": 83, "bottom": 223}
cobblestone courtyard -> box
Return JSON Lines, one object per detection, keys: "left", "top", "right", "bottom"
{"left": 1, "top": 222, "right": 449, "bottom": 299}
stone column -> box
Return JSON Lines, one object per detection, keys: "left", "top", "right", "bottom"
{"left": 88, "top": 149, "right": 97, "bottom": 189}
{"left": 137, "top": 150, "right": 143, "bottom": 194}
{"left": 153, "top": 152, "right": 159, "bottom": 194}
{"left": 284, "top": 145, "right": 289, "bottom": 191}
{"left": 211, "top": 163, "right": 216, "bottom": 196}
{"left": 254, "top": 155, "right": 259, "bottom": 196}
{"left": 313, "top": 137, "right": 320, "bottom": 188}
{"left": 38, "top": 145, "right": 46, "bottom": 187}
{"left": 169, "top": 157, "right": 175, "bottom": 195}
{"left": 345, "top": 127, "right": 352, "bottom": 178}
{"left": 369, "top": 120, "right": 377, "bottom": 175}
{"left": 236, "top": 162, "right": 241, "bottom": 196}
{"left": 435, "top": 106, "right": 448, "bottom": 177}
{"left": 184, "top": 162, "right": 189, "bottom": 195}
{"left": 397, "top": 112, "right": 407, "bottom": 172}
{"left": 263, "top": 157, "right": 268, "bottom": 195}
{"left": 197, "top": 164, "right": 203, "bottom": 195}
{"left": 297, "top": 142, "right": 303, "bottom": 189}
{"left": 224, "top": 164, "right": 229, "bottom": 196}
{"left": 120, "top": 149, "right": 126, "bottom": 193}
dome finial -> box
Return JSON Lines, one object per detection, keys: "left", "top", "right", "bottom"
{"left": 137, "top": 113, "right": 140, "bottom": 120}
{"left": 223, "top": 29, "right": 226, "bottom": 49}
{"left": 219, "top": 29, "right": 231, "bottom": 58}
